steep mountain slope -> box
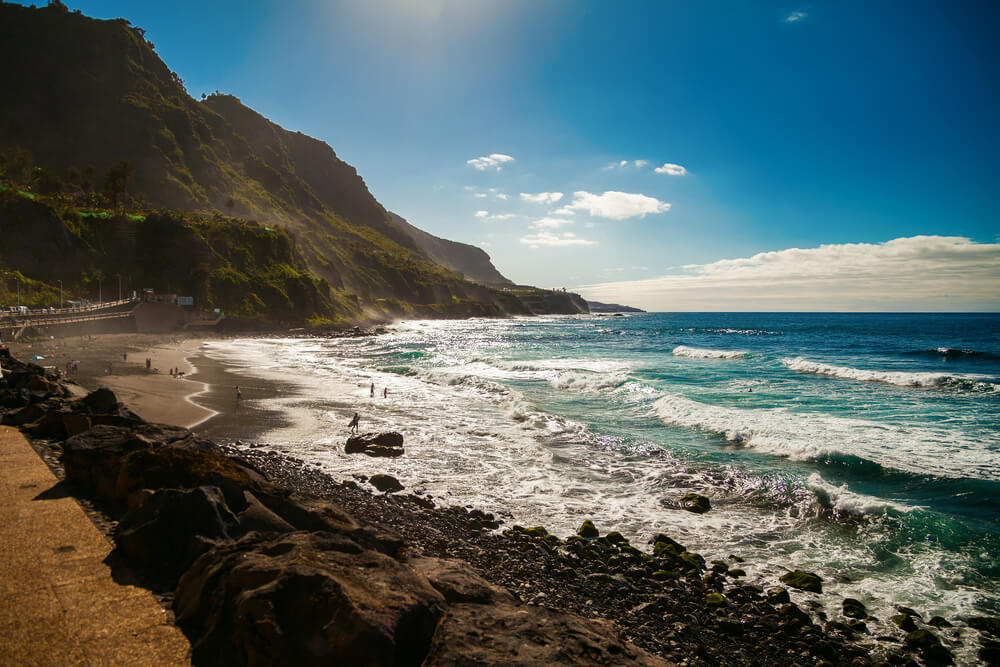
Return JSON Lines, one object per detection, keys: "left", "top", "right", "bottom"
{"left": 390, "top": 213, "right": 513, "bottom": 286}
{"left": 0, "top": 1, "right": 586, "bottom": 318}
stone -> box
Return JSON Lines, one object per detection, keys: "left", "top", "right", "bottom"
{"left": 406, "top": 557, "right": 516, "bottom": 605}
{"left": 767, "top": 587, "right": 791, "bottom": 605}
{"left": 80, "top": 387, "right": 119, "bottom": 414}
{"left": 176, "top": 531, "right": 445, "bottom": 666}
{"left": 780, "top": 570, "right": 823, "bottom": 593}
{"left": 236, "top": 490, "right": 296, "bottom": 534}
{"left": 679, "top": 493, "right": 711, "bottom": 514}
{"left": 369, "top": 474, "right": 404, "bottom": 493}
{"left": 843, "top": 598, "right": 868, "bottom": 619}
{"left": 113, "top": 446, "right": 266, "bottom": 503}
{"left": 578, "top": 519, "right": 599, "bottom": 539}
{"left": 62, "top": 413, "right": 92, "bottom": 437}
{"left": 891, "top": 613, "right": 917, "bottom": 632}
{"left": 927, "top": 616, "right": 952, "bottom": 628}
{"left": 969, "top": 616, "right": 1000, "bottom": 638}
{"left": 345, "top": 432, "right": 405, "bottom": 457}
{"left": 422, "top": 602, "right": 669, "bottom": 666}
{"left": 114, "top": 486, "right": 239, "bottom": 575}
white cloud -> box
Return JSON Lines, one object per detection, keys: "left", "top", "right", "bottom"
{"left": 577, "top": 236, "right": 1000, "bottom": 312}
{"left": 496, "top": 193, "right": 509, "bottom": 200}
{"left": 474, "top": 210, "right": 489, "bottom": 218}
{"left": 520, "top": 192, "right": 564, "bottom": 204}
{"left": 464, "top": 185, "right": 477, "bottom": 191}
{"left": 654, "top": 163, "right": 687, "bottom": 176}
{"left": 474, "top": 193, "right": 488, "bottom": 198}
{"left": 561, "top": 190, "right": 670, "bottom": 220}
{"left": 477, "top": 241, "right": 491, "bottom": 248}
{"left": 604, "top": 159, "right": 649, "bottom": 170}
{"left": 520, "top": 231, "right": 598, "bottom": 248}
{"left": 786, "top": 11, "right": 807, "bottom": 22}
{"left": 531, "top": 216, "right": 574, "bottom": 229}
{"left": 467, "top": 153, "right": 515, "bottom": 171}
{"left": 489, "top": 213, "right": 517, "bottom": 221}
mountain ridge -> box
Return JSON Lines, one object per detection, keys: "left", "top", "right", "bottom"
{"left": 0, "top": 1, "right": 584, "bottom": 320}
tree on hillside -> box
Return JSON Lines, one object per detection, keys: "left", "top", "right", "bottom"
{"left": 103, "top": 160, "right": 134, "bottom": 217}
{"left": 0, "top": 147, "right": 33, "bottom": 185}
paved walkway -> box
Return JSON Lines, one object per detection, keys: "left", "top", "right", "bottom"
{"left": 0, "top": 426, "right": 190, "bottom": 665}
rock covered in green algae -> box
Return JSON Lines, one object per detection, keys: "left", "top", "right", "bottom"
{"left": 577, "top": 519, "right": 599, "bottom": 539}
{"left": 678, "top": 493, "right": 711, "bottom": 514}
{"left": 779, "top": 570, "right": 823, "bottom": 593}
{"left": 842, "top": 598, "right": 867, "bottom": 619}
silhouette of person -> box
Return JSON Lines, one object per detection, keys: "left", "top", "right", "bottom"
{"left": 383, "top": 387, "right": 388, "bottom": 399}
{"left": 348, "top": 412, "right": 360, "bottom": 434}
{"left": 236, "top": 385, "right": 242, "bottom": 401}
{"left": 370, "top": 382, "right": 375, "bottom": 398}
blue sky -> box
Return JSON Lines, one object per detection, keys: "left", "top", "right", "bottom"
{"left": 48, "top": 0, "right": 1000, "bottom": 309}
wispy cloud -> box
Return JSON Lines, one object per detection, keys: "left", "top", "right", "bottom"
{"left": 558, "top": 190, "right": 670, "bottom": 220}
{"left": 496, "top": 193, "right": 509, "bottom": 200}
{"left": 489, "top": 213, "right": 517, "bottom": 221}
{"left": 467, "top": 153, "right": 515, "bottom": 171}
{"left": 604, "top": 159, "right": 649, "bottom": 170}
{"left": 654, "top": 163, "right": 687, "bottom": 176}
{"left": 520, "top": 192, "right": 564, "bottom": 204}
{"left": 531, "top": 216, "right": 574, "bottom": 229}
{"left": 474, "top": 193, "right": 488, "bottom": 198}
{"left": 785, "top": 11, "right": 807, "bottom": 22}
{"left": 520, "top": 231, "right": 598, "bottom": 248}
{"left": 578, "top": 236, "right": 1000, "bottom": 311}
{"left": 474, "top": 210, "right": 489, "bottom": 218}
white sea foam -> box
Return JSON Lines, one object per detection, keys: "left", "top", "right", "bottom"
{"left": 650, "top": 393, "right": 1000, "bottom": 481}
{"left": 781, "top": 357, "right": 1000, "bottom": 392}
{"left": 672, "top": 345, "right": 749, "bottom": 359}
{"left": 806, "top": 473, "right": 914, "bottom": 516}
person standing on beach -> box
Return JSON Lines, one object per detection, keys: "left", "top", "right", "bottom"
{"left": 370, "top": 382, "right": 375, "bottom": 398}
{"left": 348, "top": 412, "right": 360, "bottom": 433}
{"left": 236, "top": 386, "right": 242, "bottom": 401}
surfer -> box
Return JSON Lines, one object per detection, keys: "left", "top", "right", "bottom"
{"left": 348, "top": 412, "right": 360, "bottom": 433}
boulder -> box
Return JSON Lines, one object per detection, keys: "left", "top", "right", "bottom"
{"left": 422, "top": 602, "right": 669, "bottom": 666}
{"left": 370, "top": 474, "right": 404, "bottom": 493}
{"left": 175, "top": 531, "right": 445, "bottom": 667}
{"left": 679, "top": 493, "right": 711, "bottom": 514}
{"left": 113, "top": 446, "right": 267, "bottom": 503}
{"left": 80, "top": 387, "right": 120, "bottom": 414}
{"left": 62, "top": 425, "right": 161, "bottom": 498}
{"left": 578, "top": 519, "right": 600, "bottom": 539}
{"left": 235, "top": 490, "right": 296, "bottom": 535}
{"left": 970, "top": 616, "right": 1000, "bottom": 638}
{"left": 780, "top": 570, "right": 823, "bottom": 593}
{"left": 114, "top": 486, "right": 239, "bottom": 575}
{"left": 891, "top": 613, "right": 918, "bottom": 632}
{"left": 345, "top": 432, "right": 405, "bottom": 457}
{"left": 842, "top": 598, "right": 868, "bottom": 619}
{"left": 406, "top": 557, "right": 516, "bottom": 605}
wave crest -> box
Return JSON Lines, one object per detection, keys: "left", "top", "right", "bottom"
{"left": 781, "top": 357, "right": 1000, "bottom": 392}
{"left": 672, "top": 345, "right": 749, "bottom": 360}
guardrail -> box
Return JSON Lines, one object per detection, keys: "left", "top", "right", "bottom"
{"left": 4, "top": 297, "right": 139, "bottom": 318}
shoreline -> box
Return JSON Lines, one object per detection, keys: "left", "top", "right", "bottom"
{"left": 4, "top": 334, "right": 996, "bottom": 664}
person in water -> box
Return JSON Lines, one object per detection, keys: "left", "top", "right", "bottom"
{"left": 236, "top": 385, "right": 242, "bottom": 401}
{"left": 348, "top": 412, "right": 360, "bottom": 433}
{"left": 383, "top": 387, "right": 388, "bottom": 399}
{"left": 370, "top": 382, "right": 375, "bottom": 397}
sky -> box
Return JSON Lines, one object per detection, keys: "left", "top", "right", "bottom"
{"left": 40, "top": 0, "right": 1000, "bottom": 310}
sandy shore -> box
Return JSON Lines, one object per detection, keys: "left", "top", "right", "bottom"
{"left": 6, "top": 333, "right": 216, "bottom": 429}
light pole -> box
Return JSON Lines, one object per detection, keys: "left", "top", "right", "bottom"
{"left": 116, "top": 273, "right": 121, "bottom": 301}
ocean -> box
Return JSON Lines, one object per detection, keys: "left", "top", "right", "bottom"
{"left": 199, "top": 312, "right": 1000, "bottom": 648}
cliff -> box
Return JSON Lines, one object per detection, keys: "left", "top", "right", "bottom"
{"left": 0, "top": 1, "right": 586, "bottom": 320}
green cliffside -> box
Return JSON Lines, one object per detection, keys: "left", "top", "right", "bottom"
{"left": 0, "top": 1, "right": 587, "bottom": 321}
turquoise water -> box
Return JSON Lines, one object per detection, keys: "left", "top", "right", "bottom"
{"left": 204, "top": 312, "right": 1000, "bottom": 652}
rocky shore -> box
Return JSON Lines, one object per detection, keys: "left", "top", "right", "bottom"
{"left": 2, "top": 351, "right": 998, "bottom": 666}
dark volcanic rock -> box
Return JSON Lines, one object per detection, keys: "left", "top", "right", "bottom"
{"left": 114, "top": 486, "right": 239, "bottom": 575}
{"left": 679, "top": 493, "right": 711, "bottom": 514}
{"left": 175, "top": 531, "right": 446, "bottom": 667}
{"left": 842, "top": 597, "right": 868, "bottom": 619}
{"left": 345, "top": 431, "right": 405, "bottom": 457}
{"left": 370, "top": 473, "right": 404, "bottom": 493}
{"left": 780, "top": 570, "right": 823, "bottom": 593}
{"left": 406, "top": 556, "right": 516, "bottom": 605}
{"left": 422, "top": 602, "right": 670, "bottom": 666}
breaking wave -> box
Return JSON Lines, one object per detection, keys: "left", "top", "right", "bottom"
{"left": 672, "top": 345, "right": 749, "bottom": 360}
{"left": 781, "top": 357, "right": 1000, "bottom": 392}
